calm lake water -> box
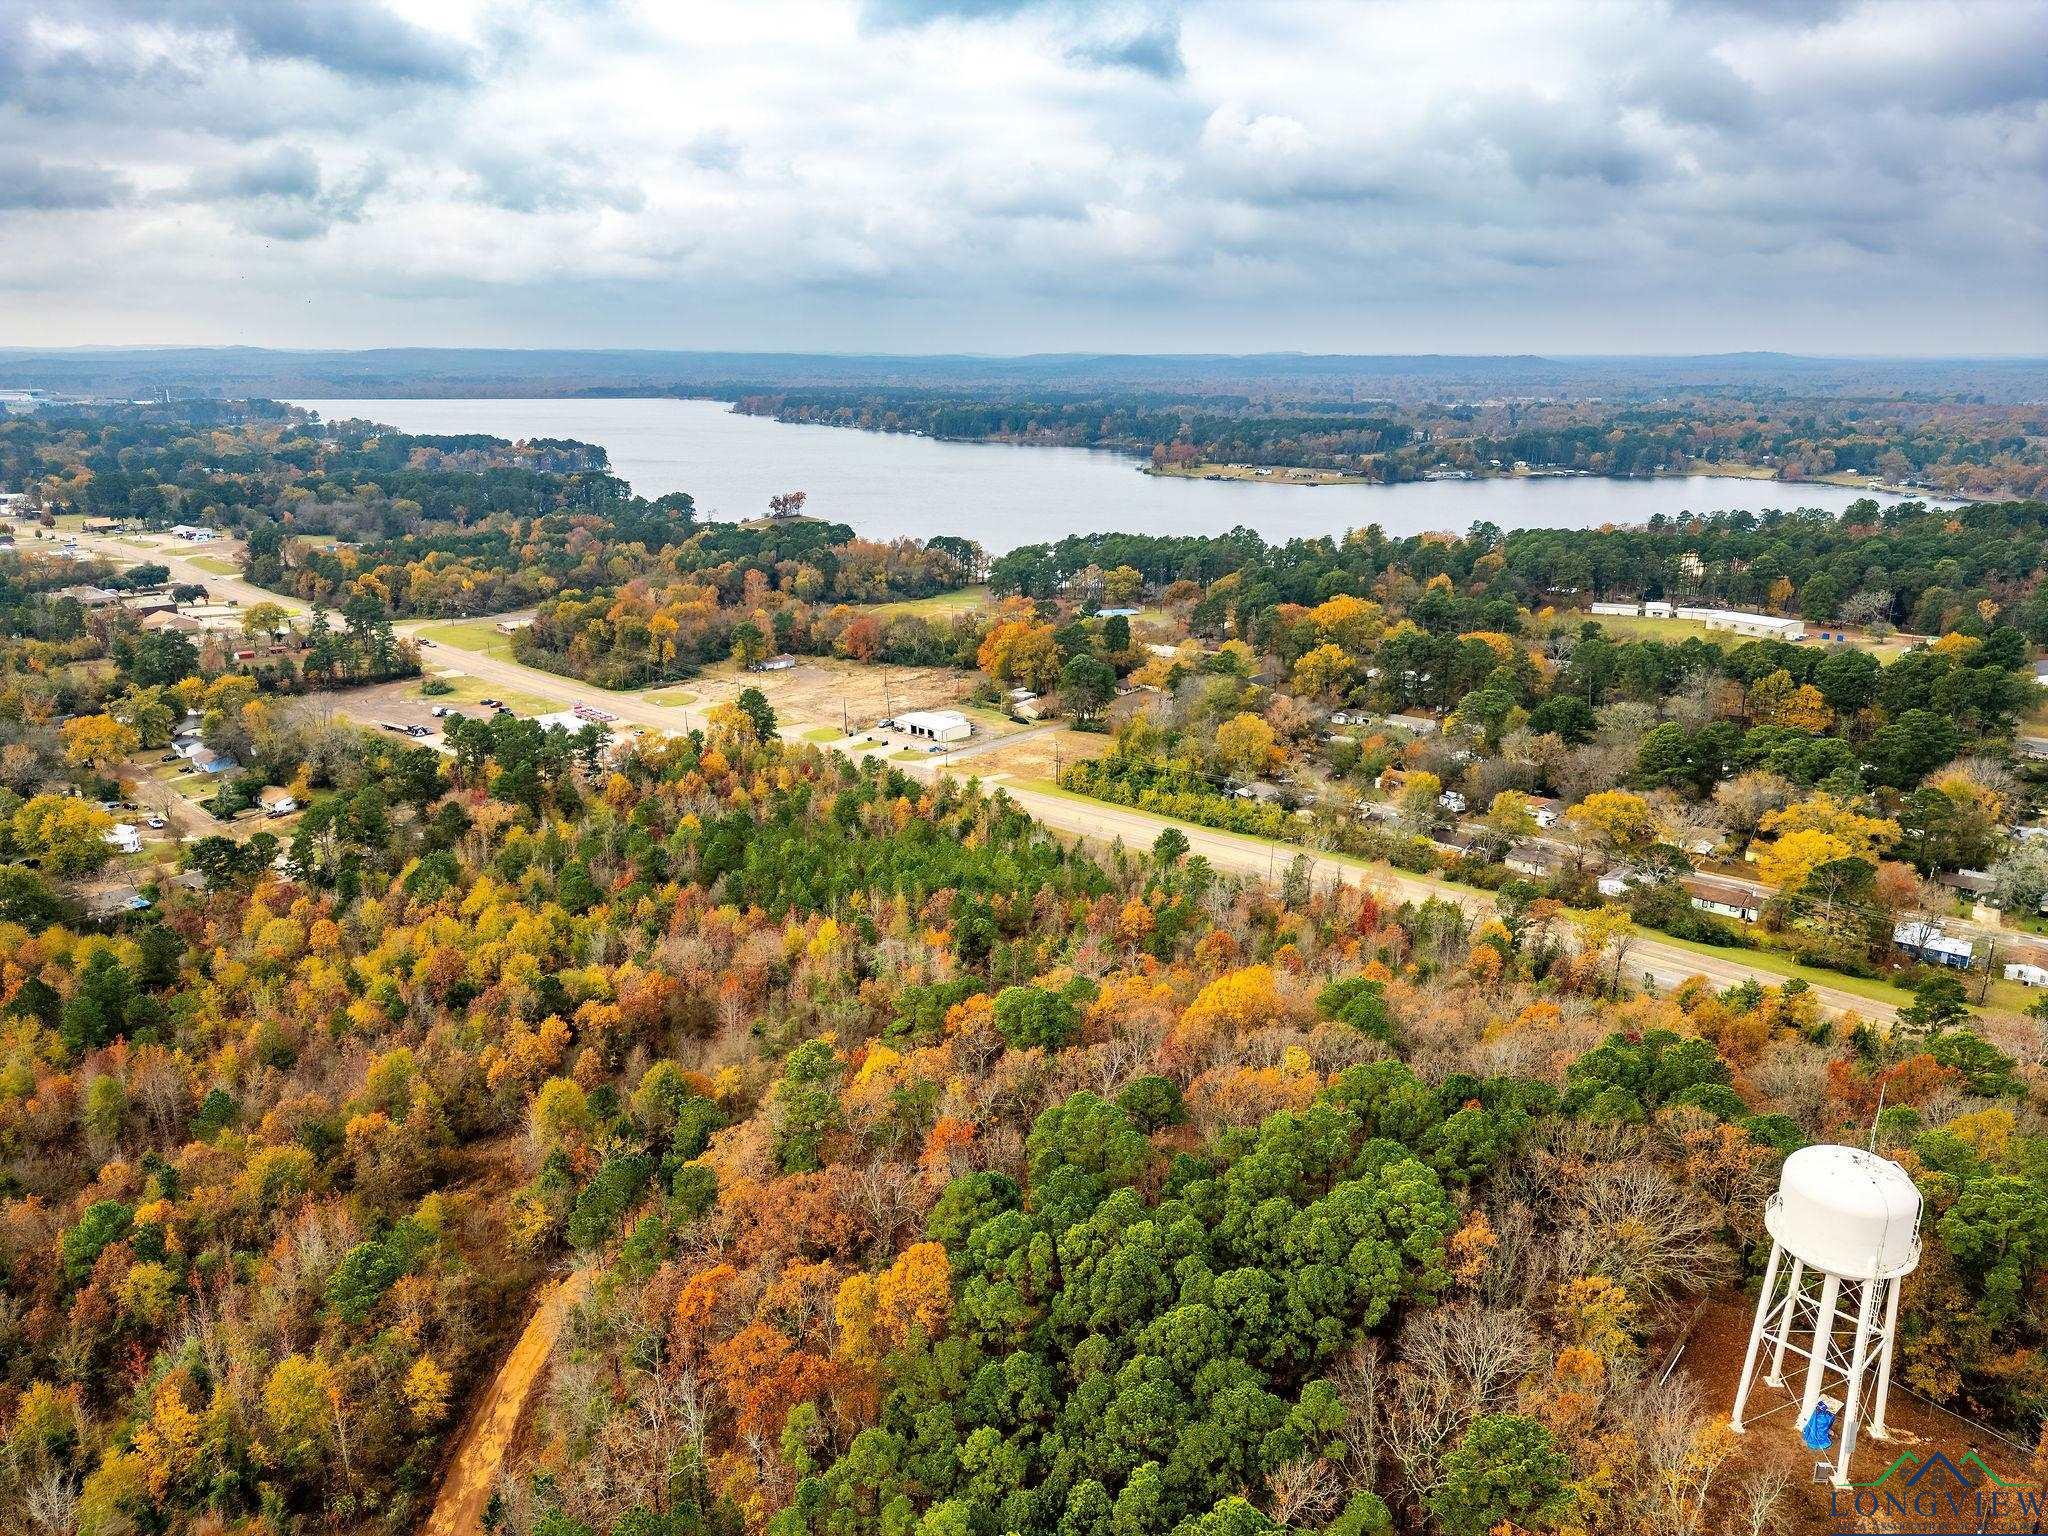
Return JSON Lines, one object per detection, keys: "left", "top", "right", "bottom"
{"left": 292, "top": 396, "right": 1941, "bottom": 554}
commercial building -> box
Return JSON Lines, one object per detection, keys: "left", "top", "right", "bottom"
{"left": 1673, "top": 607, "right": 1806, "bottom": 641}
{"left": 1591, "top": 600, "right": 1640, "bottom": 617}
{"left": 895, "top": 709, "right": 972, "bottom": 743}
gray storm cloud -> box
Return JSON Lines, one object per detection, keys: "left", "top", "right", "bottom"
{"left": 0, "top": 0, "right": 2039, "bottom": 351}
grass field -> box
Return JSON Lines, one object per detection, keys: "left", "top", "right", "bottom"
{"left": 413, "top": 618, "right": 521, "bottom": 661}
{"left": 802, "top": 726, "right": 845, "bottom": 743}
{"left": 419, "top": 672, "right": 560, "bottom": 716}
{"left": 1574, "top": 612, "right": 1721, "bottom": 644}
{"left": 1573, "top": 609, "right": 1913, "bottom": 662}
{"left": 646, "top": 688, "right": 698, "bottom": 706}
{"left": 190, "top": 555, "right": 240, "bottom": 576}
{"left": 869, "top": 586, "right": 991, "bottom": 620}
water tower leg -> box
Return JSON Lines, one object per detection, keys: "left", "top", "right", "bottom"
{"left": 1831, "top": 1276, "right": 1882, "bottom": 1489}
{"left": 1869, "top": 1276, "right": 1902, "bottom": 1441}
{"left": 1797, "top": 1272, "right": 1841, "bottom": 1434}
{"left": 1730, "top": 1240, "right": 1783, "bottom": 1431}
{"left": 1767, "top": 1257, "right": 1804, "bottom": 1387}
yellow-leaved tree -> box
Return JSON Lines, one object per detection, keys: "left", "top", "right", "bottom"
{"left": 1213, "top": 713, "right": 1279, "bottom": 779}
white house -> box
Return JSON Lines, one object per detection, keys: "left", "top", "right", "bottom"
{"left": 1526, "top": 795, "right": 1562, "bottom": 829}
{"left": 1591, "top": 601, "right": 1640, "bottom": 617}
{"left": 897, "top": 709, "right": 972, "bottom": 743}
{"left": 1387, "top": 712, "right": 1440, "bottom": 736}
{"left": 1674, "top": 607, "right": 1806, "bottom": 641}
{"left": 1597, "top": 871, "right": 1635, "bottom": 898}
{"left": 1437, "top": 789, "right": 1466, "bottom": 814}
{"left": 1643, "top": 600, "right": 1674, "bottom": 618}
{"left": 169, "top": 524, "right": 219, "bottom": 542}
{"left": 103, "top": 823, "right": 142, "bottom": 855}
{"left": 258, "top": 787, "right": 299, "bottom": 817}
{"left": 1684, "top": 876, "right": 1764, "bottom": 922}
{"left": 751, "top": 654, "right": 798, "bottom": 672}
{"left": 2004, "top": 959, "right": 2048, "bottom": 988}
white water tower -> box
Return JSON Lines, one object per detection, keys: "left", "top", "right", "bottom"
{"left": 1730, "top": 1144, "right": 1922, "bottom": 1487}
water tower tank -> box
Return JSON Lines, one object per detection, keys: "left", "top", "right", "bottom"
{"left": 1765, "top": 1144, "right": 1921, "bottom": 1281}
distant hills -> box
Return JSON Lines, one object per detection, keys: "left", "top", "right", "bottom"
{"left": 1, "top": 346, "right": 2041, "bottom": 405}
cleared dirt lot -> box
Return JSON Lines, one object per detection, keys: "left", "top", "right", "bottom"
{"left": 666, "top": 657, "right": 978, "bottom": 734}
{"left": 951, "top": 724, "right": 1111, "bottom": 782}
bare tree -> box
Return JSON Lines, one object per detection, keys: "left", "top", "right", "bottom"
{"left": 1554, "top": 1162, "right": 1729, "bottom": 1301}
{"left": 1731, "top": 1462, "right": 1793, "bottom": 1536}
{"left": 1266, "top": 1456, "right": 1345, "bottom": 1524}
{"left": 1616, "top": 1376, "right": 1739, "bottom": 1536}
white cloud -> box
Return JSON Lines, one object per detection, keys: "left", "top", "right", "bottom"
{"left": 0, "top": 0, "right": 2040, "bottom": 351}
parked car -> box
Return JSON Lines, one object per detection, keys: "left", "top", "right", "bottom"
{"left": 479, "top": 698, "right": 501, "bottom": 708}
{"left": 430, "top": 705, "right": 450, "bottom": 718}
{"left": 146, "top": 816, "right": 167, "bottom": 829}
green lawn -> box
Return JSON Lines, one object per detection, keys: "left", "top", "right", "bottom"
{"left": 418, "top": 672, "right": 561, "bottom": 716}
{"left": 891, "top": 748, "right": 933, "bottom": 762}
{"left": 1576, "top": 609, "right": 1907, "bottom": 661}
{"left": 803, "top": 726, "right": 845, "bottom": 743}
{"left": 1573, "top": 612, "right": 1722, "bottom": 645}
{"left": 188, "top": 554, "right": 240, "bottom": 576}
{"left": 646, "top": 688, "right": 698, "bottom": 706}
{"left": 868, "top": 586, "right": 991, "bottom": 620}
{"left": 165, "top": 772, "right": 218, "bottom": 803}
{"left": 1620, "top": 928, "right": 1916, "bottom": 1008}
{"left": 413, "top": 618, "right": 521, "bottom": 661}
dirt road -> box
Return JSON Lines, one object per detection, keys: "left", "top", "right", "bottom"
{"left": 421, "top": 1267, "right": 590, "bottom": 1536}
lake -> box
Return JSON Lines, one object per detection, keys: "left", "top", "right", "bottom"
{"left": 292, "top": 396, "right": 1943, "bottom": 554}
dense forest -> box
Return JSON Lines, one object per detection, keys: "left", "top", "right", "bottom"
{"left": 1, "top": 695, "right": 2041, "bottom": 1536}
{"left": 990, "top": 498, "right": 2048, "bottom": 641}
{"left": 733, "top": 391, "right": 2044, "bottom": 498}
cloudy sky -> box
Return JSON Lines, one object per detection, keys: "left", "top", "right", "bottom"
{"left": 2, "top": 0, "right": 2043, "bottom": 354}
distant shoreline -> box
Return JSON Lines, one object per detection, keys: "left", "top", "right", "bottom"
{"left": 1137, "top": 456, "right": 1964, "bottom": 501}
